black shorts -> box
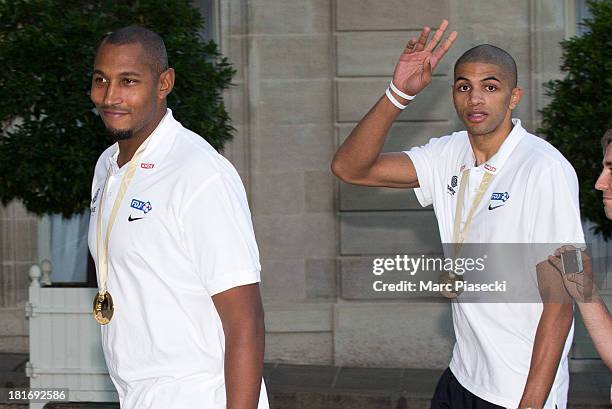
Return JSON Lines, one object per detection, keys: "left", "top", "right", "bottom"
{"left": 430, "top": 368, "right": 504, "bottom": 409}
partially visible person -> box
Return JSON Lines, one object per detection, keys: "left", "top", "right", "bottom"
{"left": 549, "top": 129, "right": 612, "bottom": 369}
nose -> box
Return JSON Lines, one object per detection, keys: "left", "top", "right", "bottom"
{"left": 468, "top": 89, "right": 484, "bottom": 106}
{"left": 595, "top": 169, "right": 610, "bottom": 191}
{"left": 103, "top": 82, "right": 122, "bottom": 107}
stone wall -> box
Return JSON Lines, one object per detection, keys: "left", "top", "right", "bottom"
{"left": 218, "top": 0, "right": 575, "bottom": 368}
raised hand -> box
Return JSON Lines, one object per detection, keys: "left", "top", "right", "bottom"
{"left": 392, "top": 19, "right": 457, "bottom": 98}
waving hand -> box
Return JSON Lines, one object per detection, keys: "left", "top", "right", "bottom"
{"left": 392, "top": 19, "right": 457, "bottom": 97}
{"left": 331, "top": 19, "right": 457, "bottom": 189}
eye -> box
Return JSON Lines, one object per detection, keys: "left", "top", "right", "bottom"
{"left": 484, "top": 84, "right": 497, "bottom": 92}
{"left": 122, "top": 78, "right": 138, "bottom": 85}
{"left": 457, "top": 84, "right": 470, "bottom": 92}
{"left": 93, "top": 76, "right": 108, "bottom": 85}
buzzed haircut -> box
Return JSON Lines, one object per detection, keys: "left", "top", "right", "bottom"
{"left": 99, "top": 25, "right": 168, "bottom": 75}
{"left": 602, "top": 129, "right": 612, "bottom": 152}
{"left": 454, "top": 44, "right": 518, "bottom": 88}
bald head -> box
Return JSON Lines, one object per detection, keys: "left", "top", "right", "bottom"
{"left": 454, "top": 44, "right": 518, "bottom": 88}
{"left": 98, "top": 25, "right": 168, "bottom": 76}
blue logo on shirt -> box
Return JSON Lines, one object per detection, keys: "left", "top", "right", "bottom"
{"left": 490, "top": 192, "right": 509, "bottom": 202}
{"left": 130, "top": 199, "right": 153, "bottom": 214}
{"left": 488, "top": 192, "right": 509, "bottom": 210}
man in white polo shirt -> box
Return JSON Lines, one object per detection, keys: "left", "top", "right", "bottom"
{"left": 331, "top": 19, "right": 583, "bottom": 409}
{"left": 87, "top": 26, "right": 269, "bottom": 409}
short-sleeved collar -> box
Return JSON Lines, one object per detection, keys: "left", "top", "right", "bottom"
{"left": 458, "top": 118, "right": 526, "bottom": 175}
{"left": 106, "top": 108, "right": 179, "bottom": 174}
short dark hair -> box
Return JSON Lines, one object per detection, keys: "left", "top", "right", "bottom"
{"left": 99, "top": 25, "right": 168, "bottom": 75}
{"left": 454, "top": 44, "right": 518, "bottom": 88}
{"left": 602, "top": 129, "right": 612, "bottom": 152}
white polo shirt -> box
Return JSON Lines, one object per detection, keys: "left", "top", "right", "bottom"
{"left": 87, "top": 109, "right": 270, "bottom": 409}
{"left": 405, "top": 119, "right": 585, "bottom": 409}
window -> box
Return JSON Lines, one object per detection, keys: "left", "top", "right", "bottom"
{"left": 195, "top": 0, "right": 215, "bottom": 41}
{"left": 575, "top": 0, "right": 593, "bottom": 36}
{"left": 38, "top": 213, "right": 94, "bottom": 286}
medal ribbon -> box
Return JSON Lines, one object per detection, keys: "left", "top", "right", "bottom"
{"left": 96, "top": 138, "right": 152, "bottom": 296}
{"left": 452, "top": 169, "right": 495, "bottom": 247}
{"left": 439, "top": 168, "right": 494, "bottom": 298}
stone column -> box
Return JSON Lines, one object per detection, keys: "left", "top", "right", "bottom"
{"left": 219, "top": 0, "right": 337, "bottom": 365}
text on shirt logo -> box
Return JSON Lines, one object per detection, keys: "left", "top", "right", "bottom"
{"left": 447, "top": 175, "right": 459, "bottom": 196}
{"left": 488, "top": 192, "right": 509, "bottom": 210}
{"left": 140, "top": 163, "right": 155, "bottom": 169}
{"left": 130, "top": 199, "right": 153, "bottom": 214}
{"left": 90, "top": 187, "right": 101, "bottom": 213}
{"left": 92, "top": 187, "right": 100, "bottom": 204}
{"left": 484, "top": 163, "right": 496, "bottom": 172}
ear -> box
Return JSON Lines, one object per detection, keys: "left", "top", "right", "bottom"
{"left": 158, "top": 68, "right": 175, "bottom": 99}
{"left": 509, "top": 87, "right": 523, "bottom": 110}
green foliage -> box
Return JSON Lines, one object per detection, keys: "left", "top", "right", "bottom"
{"left": 0, "top": 0, "right": 234, "bottom": 216}
{"left": 538, "top": 0, "right": 612, "bottom": 238}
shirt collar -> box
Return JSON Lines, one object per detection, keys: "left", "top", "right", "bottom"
{"left": 459, "top": 118, "right": 526, "bottom": 175}
{"left": 106, "top": 108, "right": 179, "bottom": 174}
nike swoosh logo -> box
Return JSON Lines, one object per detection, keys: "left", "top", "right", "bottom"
{"left": 128, "top": 215, "right": 144, "bottom": 222}
{"left": 488, "top": 203, "right": 505, "bottom": 210}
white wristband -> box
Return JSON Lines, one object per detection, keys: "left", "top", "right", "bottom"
{"left": 389, "top": 81, "right": 416, "bottom": 101}
{"left": 385, "top": 87, "right": 408, "bottom": 110}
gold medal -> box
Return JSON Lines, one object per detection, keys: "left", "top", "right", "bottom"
{"left": 93, "top": 290, "right": 114, "bottom": 325}
{"left": 439, "top": 271, "right": 464, "bottom": 299}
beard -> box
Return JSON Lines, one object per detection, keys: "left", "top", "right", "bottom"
{"left": 106, "top": 127, "right": 134, "bottom": 142}
{"left": 461, "top": 113, "right": 509, "bottom": 138}
{"left": 604, "top": 204, "right": 612, "bottom": 220}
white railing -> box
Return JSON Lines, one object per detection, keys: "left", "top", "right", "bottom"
{"left": 26, "top": 263, "right": 117, "bottom": 409}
